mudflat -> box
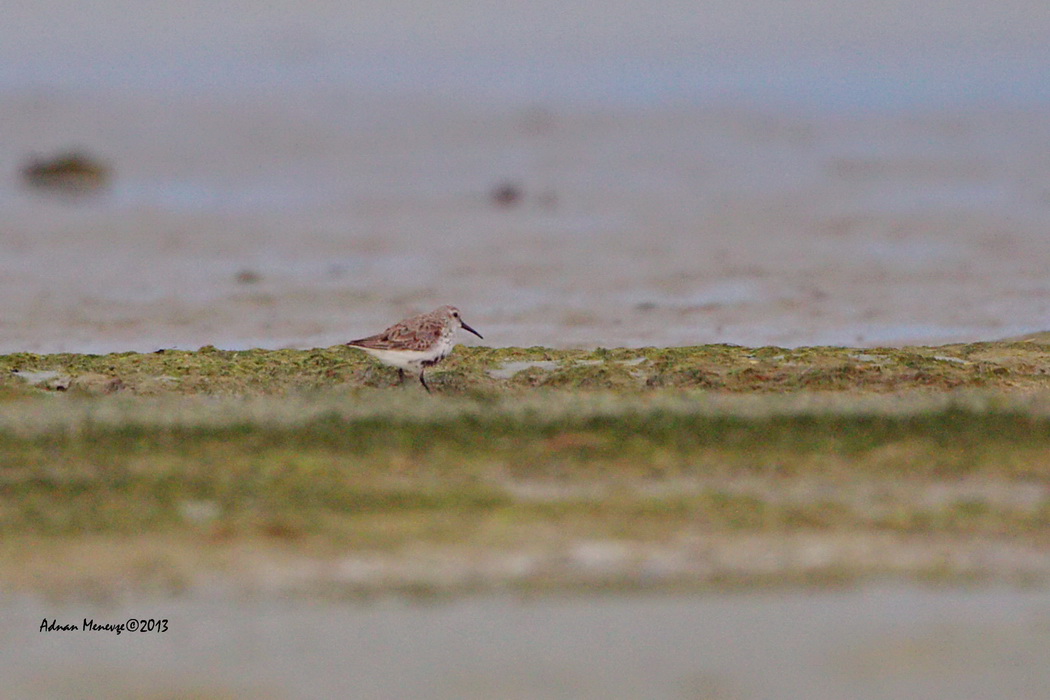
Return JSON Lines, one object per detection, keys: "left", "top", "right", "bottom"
{"left": 4, "top": 94, "right": 1050, "bottom": 353}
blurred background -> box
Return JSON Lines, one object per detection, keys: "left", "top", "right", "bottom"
{"left": 4, "top": 0, "right": 1050, "bottom": 352}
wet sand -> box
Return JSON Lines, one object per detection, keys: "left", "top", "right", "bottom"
{"left": 5, "top": 585, "right": 1050, "bottom": 699}
{"left": 3, "top": 92, "right": 1050, "bottom": 353}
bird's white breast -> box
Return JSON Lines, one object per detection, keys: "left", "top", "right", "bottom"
{"left": 359, "top": 335, "right": 454, "bottom": 370}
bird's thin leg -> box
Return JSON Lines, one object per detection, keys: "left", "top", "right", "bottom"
{"left": 419, "top": 371, "right": 431, "bottom": 393}
{"left": 397, "top": 368, "right": 406, "bottom": 385}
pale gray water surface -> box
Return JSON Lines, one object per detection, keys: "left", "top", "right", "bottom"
{"left": 4, "top": 96, "right": 1050, "bottom": 352}
{"left": 5, "top": 585, "right": 1050, "bottom": 700}
{"left": 4, "top": 2, "right": 1050, "bottom": 352}
{"left": 5, "top": 0, "right": 1050, "bottom": 108}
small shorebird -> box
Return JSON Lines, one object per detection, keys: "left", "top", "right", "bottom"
{"left": 347, "top": 305, "right": 483, "bottom": 392}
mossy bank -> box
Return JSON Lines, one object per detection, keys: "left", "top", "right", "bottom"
{"left": 3, "top": 340, "right": 1050, "bottom": 396}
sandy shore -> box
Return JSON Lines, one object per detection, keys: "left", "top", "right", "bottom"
{"left": 3, "top": 92, "right": 1050, "bottom": 353}
{"left": 5, "top": 585, "right": 1048, "bottom": 700}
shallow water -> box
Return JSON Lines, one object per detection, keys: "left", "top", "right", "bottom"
{"left": 5, "top": 0, "right": 1050, "bottom": 108}
{"left": 3, "top": 3, "right": 1050, "bottom": 352}
{"left": 5, "top": 585, "right": 1050, "bottom": 699}
{"left": 3, "top": 95, "right": 1050, "bottom": 353}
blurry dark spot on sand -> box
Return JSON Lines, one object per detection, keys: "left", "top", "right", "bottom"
{"left": 491, "top": 181, "right": 522, "bottom": 207}
{"left": 235, "top": 269, "right": 262, "bottom": 285}
{"left": 21, "top": 150, "right": 111, "bottom": 195}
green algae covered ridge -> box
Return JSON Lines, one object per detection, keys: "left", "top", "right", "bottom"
{"left": 1, "top": 340, "right": 1049, "bottom": 397}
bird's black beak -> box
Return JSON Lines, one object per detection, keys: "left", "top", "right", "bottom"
{"left": 461, "top": 321, "right": 483, "bottom": 339}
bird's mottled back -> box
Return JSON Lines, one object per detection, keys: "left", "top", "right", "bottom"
{"left": 348, "top": 307, "right": 450, "bottom": 352}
